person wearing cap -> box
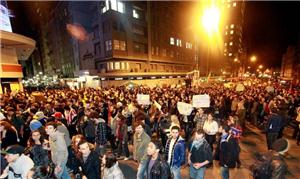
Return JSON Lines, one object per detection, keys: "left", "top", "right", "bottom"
{"left": 0, "top": 145, "right": 34, "bottom": 179}
{"left": 45, "top": 121, "right": 70, "bottom": 179}
{"left": 33, "top": 111, "right": 47, "bottom": 125}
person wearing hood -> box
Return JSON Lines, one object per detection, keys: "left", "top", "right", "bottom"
{"left": 188, "top": 129, "right": 212, "bottom": 179}
{"left": 33, "top": 111, "right": 47, "bottom": 126}
{"left": 102, "top": 153, "right": 124, "bottom": 179}
{"left": 165, "top": 125, "right": 186, "bottom": 179}
{"left": 45, "top": 121, "right": 70, "bottom": 179}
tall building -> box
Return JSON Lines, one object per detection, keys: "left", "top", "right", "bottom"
{"left": 223, "top": 0, "right": 245, "bottom": 75}
{"left": 92, "top": 1, "right": 196, "bottom": 79}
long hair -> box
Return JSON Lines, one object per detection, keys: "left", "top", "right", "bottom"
{"left": 27, "top": 130, "right": 46, "bottom": 147}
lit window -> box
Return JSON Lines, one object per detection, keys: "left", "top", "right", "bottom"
{"left": 225, "top": 31, "right": 228, "bottom": 35}
{"left": 186, "top": 42, "right": 193, "bottom": 49}
{"left": 105, "top": 40, "right": 112, "bottom": 51}
{"left": 233, "top": 2, "right": 236, "bottom": 7}
{"left": 115, "top": 62, "right": 120, "bottom": 70}
{"left": 113, "top": 40, "right": 120, "bottom": 50}
{"left": 120, "top": 41, "right": 126, "bottom": 51}
{"left": 230, "top": 24, "right": 234, "bottom": 28}
{"left": 230, "top": 30, "right": 234, "bottom": 34}
{"left": 170, "top": 37, "right": 175, "bottom": 45}
{"left": 118, "top": 2, "right": 124, "bottom": 13}
{"left": 176, "top": 39, "right": 182, "bottom": 47}
{"left": 133, "top": 9, "right": 139, "bottom": 18}
{"left": 111, "top": 0, "right": 117, "bottom": 11}
{"left": 229, "top": 42, "right": 233, "bottom": 46}
{"left": 110, "top": 62, "right": 114, "bottom": 70}
{"left": 110, "top": 0, "right": 124, "bottom": 13}
{"left": 228, "top": 53, "right": 232, "bottom": 56}
{"left": 121, "top": 62, "right": 125, "bottom": 69}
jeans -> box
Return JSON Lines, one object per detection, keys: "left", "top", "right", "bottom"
{"left": 55, "top": 163, "right": 70, "bottom": 179}
{"left": 171, "top": 166, "right": 181, "bottom": 179}
{"left": 137, "top": 160, "right": 147, "bottom": 179}
{"left": 190, "top": 165, "right": 206, "bottom": 179}
{"left": 220, "top": 166, "right": 229, "bottom": 179}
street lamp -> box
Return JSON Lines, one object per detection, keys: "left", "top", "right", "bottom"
{"left": 258, "top": 65, "right": 263, "bottom": 69}
{"left": 250, "top": 56, "right": 257, "bottom": 62}
{"left": 201, "top": 7, "right": 220, "bottom": 36}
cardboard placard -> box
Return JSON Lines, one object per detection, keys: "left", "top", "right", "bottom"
{"left": 177, "top": 102, "right": 193, "bottom": 115}
{"left": 192, "top": 94, "right": 210, "bottom": 108}
{"left": 137, "top": 94, "right": 150, "bottom": 105}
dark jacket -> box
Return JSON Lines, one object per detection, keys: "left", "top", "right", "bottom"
{"left": 219, "top": 134, "right": 239, "bottom": 168}
{"left": 79, "top": 150, "right": 101, "bottom": 179}
{"left": 1, "top": 129, "right": 18, "bottom": 149}
{"left": 189, "top": 139, "right": 213, "bottom": 166}
{"left": 266, "top": 113, "right": 283, "bottom": 133}
{"left": 29, "top": 144, "right": 49, "bottom": 167}
{"left": 146, "top": 155, "right": 172, "bottom": 179}
{"left": 95, "top": 119, "right": 108, "bottom": 145}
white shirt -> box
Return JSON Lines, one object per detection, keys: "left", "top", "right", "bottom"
{"left": 167, "top": 138, "right": 176, "bottom": 164}
{"left": 203, "top": 120, "right": 219, "bottom": 135}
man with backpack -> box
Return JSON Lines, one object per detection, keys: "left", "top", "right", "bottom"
{"left": 251, "top": 138, "right": 288, "bottom": 179}
{"left": 217, "top": 124, "right": 240, "bottom": 179}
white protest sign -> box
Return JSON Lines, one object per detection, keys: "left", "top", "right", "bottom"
{"left": 137, "top": 94, "right": 150, "bottom": 105}
{"left": 154, "top": 100, "right": 162, "bottom": 111}
{"left": 265, "top": 86, "right": 275, "bottom": 93}
{"left": 177, "top": 102, "right": 193, "bottom": 115}
{"left": 192, "top": 94, "right": 210, "bottom": 108}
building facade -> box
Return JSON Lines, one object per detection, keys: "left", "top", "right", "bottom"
{"left": 92, "top": 1, "right": 196, "bottom": 78}
{"left": 222, "top": 0, "right": 245, "bottom": 75}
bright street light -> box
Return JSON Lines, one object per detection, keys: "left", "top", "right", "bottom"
{"left": 201, "top": 6, "right": 220, "bottom": 35}
{"left": 258, "top": 65, "right": 263, "bottom": 69}
{"left": 250, "top": 56, "right": 257, "bottom": 62}
{"left": 234, "top": 58, "right": 238, "bottom": 62}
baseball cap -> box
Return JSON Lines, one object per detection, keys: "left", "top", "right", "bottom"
{"left": 33, "top": 111, "right": 45, "bottom": 120}
{"left": 1, "top": 145, "right": 24, "bottom": 155}
{"left": 52, "top": 112, "right": 63, "bottom": 119}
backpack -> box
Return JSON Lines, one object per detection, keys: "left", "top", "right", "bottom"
{"left": 250, "top": 152, "right": 273, "bottom": 179}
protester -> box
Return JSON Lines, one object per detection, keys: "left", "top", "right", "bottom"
{"left": 0, "top": 145, "right": 34, "bottom": 179}
{"left": 266, "top": 107, "right": 283, "bottom": 150}
{"left": 133, "top": 121, "right": 151, "bottom": 179}
{"left": 145, "top": 140, "right": 171, "bottom": 179}
{"left": 217, "top": 124, "right": 240, "bottom": 179}
{"left": 27, "top": 130, "right": 49, "bottom": 167}
{"left": 203, "top": 113, "right": 219, "bottom": 152}
{"left": 0, "top": 121, "right": 19, "bottom": 149}
{"left": 45, "top": 122, "right": 70, "bottom": 179}
{"left": 102, "top": 153, "right": 124, "bottom": 179}
{"left": 77, "top": 140, "right": 101, "bottom": 179}
{"left": 165, "top": 125, "right": 185, "bottom": 179}
{"left": 188, "top": 129, "right": 212, "bottom": 179}
{"left": 251, "top": 138, "right": 288, "bottom": 179}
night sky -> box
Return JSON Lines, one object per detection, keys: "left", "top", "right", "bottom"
{"left": 6, "top": 1, "right": 300, "bottom": 69}
{"left": 244, "top": 1, "right": 300, "bottom": 68}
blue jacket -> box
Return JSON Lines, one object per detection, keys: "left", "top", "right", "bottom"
{"left": 266, "top": 113, "right": 283, "bottom": 133}
{"left": 165, "top": 137, "right": 186, "bottom": 168}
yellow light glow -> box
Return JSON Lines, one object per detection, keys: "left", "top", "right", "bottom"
{"left": 259, "top": 65, "right": 263, "bottom": 69}
{"left": 250, "top": 56, "right": 257, "bottom": 62}
{"left": 202, "top": 7, "right": 220, "bottom": 35}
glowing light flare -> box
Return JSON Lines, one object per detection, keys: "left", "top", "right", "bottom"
{"left": 66, "top": 23, "right": 88, "bottom": 41}
{"left": 201, "top": 7, "right": 221, "bottom": 35}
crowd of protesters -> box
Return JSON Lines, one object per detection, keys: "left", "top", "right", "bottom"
{"left": 0, "top": 80, "right": 299, "bottom": 179}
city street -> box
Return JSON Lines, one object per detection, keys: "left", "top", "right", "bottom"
{"left": 119, "top": 124, "right": 300, "bottom": 179}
